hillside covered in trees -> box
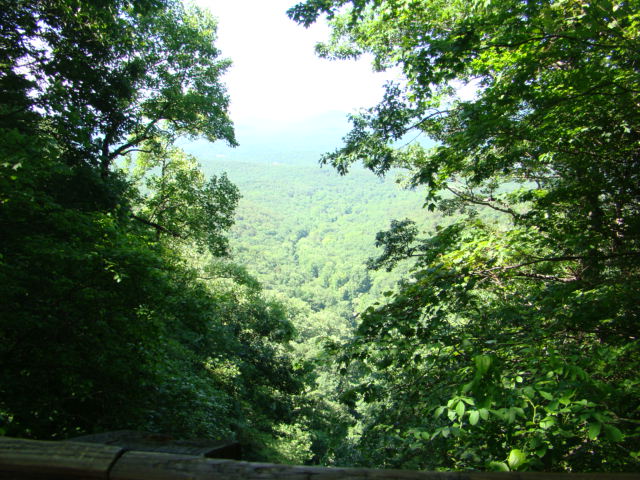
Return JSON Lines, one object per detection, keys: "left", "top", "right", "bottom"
{"left": 1, "top": 0, "right": 639, "bottom": 473}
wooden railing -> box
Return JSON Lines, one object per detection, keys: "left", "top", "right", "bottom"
{"left": 1, "top": 437, "right": 638, "bottom": 480}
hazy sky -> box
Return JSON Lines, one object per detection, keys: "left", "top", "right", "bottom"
{"left": 193, "top": 0, "right": 393, "bottom": 125}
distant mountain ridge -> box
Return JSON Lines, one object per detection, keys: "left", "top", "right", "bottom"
{"left": 181, "top": 110, "right": 352, "bottom": 167}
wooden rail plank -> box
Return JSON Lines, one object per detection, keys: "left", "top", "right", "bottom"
{"left": 1, "top": 437, "right": 639, "bottom": 480}
{"left": 110, "top": 451, "right": 640, "bottom": 480}
{"left": 0, "top": 437, "right": 123, "bottom": 480}
{"left": 71, "top": 430, "right": 241, "bottom": 459}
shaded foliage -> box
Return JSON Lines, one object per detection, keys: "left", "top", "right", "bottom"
{"left": 290, "top": 0, "right": 640, "bottom": 471}
{"left": 0, "top": 0, "right": 301, "bottom": 455}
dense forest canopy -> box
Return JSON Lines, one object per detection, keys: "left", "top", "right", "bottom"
{"left": 289, "top": 0, "right": 640, "bottom": 471}
{"left": 0, "top": 0, "right": 301, "bottom": 459}
{"left": 1, "top": 0, "right": 639, "bottom": 473}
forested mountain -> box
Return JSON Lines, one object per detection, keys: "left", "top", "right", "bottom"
{"left": 184, "top": 111, "right": 353, "bottom": 166}
{"left": 205, "top": 161, "right": 427, "bottom": 318}
{"left": 184, "top": 112, "right": 439, "bottom": 339}
{"left": 1, "top": 0, "right": 639, "bottom": 474}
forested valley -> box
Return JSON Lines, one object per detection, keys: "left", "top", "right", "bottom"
{"left": 1, "top": 0, "right": 639, "bottom": 473}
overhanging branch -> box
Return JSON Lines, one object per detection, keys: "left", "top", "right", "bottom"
{"left": 446, "top": 186, "right": 521, "bottom": 219}
{"left": 131, "top": 214, "right": 183, "bottom": 239}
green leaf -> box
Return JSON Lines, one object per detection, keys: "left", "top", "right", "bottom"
{"left": 540, "top": 416, "right": 556, "bottom": 429}
{"left": 603, "top": 424, "right": 624, "bottom": 442}
{"left": 447, "top": 408, "right": 457, "bottom": 421}
{"left": 546, "top": 400, "right": 559, "bottom": 412}
{"left": 469, "top": 410, "right": 480, "bottom": 425}
{"left": 474, "top": 354, "right": 493, "bottom": 377}
{"left": 588, "top": 422, "right": 601, "bottom": 440}
{"left": 456, "top": 400, "right": 466, "bottom": 418}
{"left": 508, "top": 449, "right": 527, "bottom": 470}
{"left": 538, "top": 390, "right": 554, "bottom": 401}
{"left": 488, "top": 461, "right": 510, "bottom": 471}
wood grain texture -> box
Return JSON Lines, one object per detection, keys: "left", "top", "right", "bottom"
{"left": 109, "top": 451, "right": 640, "bottom": 480}
{"left": 1, "top": 438, "right": 639, "bottom": 480}
{"left": 71, "top": 430, "right": 241, "bottom": 459}
{"left": 0, "top": 437, "right": 123, "bottom": 480}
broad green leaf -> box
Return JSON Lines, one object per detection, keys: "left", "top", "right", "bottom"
{"left": 588, "top": 422, "right": 601, "bottom": 440}
{"left": 535, "top": 446, "right": 548, "bottom": 458}
{"left": 469, "top": 410, "right": 480, "bottom": 425}
{"left": 456, "top": 400, "right": 466, "bottom": 418}
{"left": 488, "top": 461, "right": 510, "bottom": 472}
{"left": 546, "top": 400, "right": 559, "bottom": 412}
{"left": 538, "top": 390, "right": 554, "bottom": 401}
{"left": 448, "top": 408, "right": 458, "bottom": 421}
{"left": 540, "top": 416, "right": 556, "bottom": 429}
{"left": 508, "top": 449, "right": 527, "bottom": 470}
{"left": 603, "top": 425, "right": 624, "bottom": 442}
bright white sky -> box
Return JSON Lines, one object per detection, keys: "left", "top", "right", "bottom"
{"left": 192, "top": 0, "right": 393, "bottom": 125}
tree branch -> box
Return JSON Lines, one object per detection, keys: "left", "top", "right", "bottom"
{"left": 446, "top": 186, "right": 521, "bottom": 219}
{"left": 131, "top": 213, "right": 183, "bottom": 239}
{"left": 484, "top": 34, "right": 622, "bottom": 51}
{"left": 504, "top": 272, "right": 576, "bottom": 283}
{"left": 101, "top": 102, "right": 173, "bottom": 171}
{"left": 472, "top": 251, "right": 640, "bottom": 278}
{"left": 115, "top": 148, "right": 155, "bottom": 157}
{"left": 407, "top": 110, "right": 450, "bottom": 132}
